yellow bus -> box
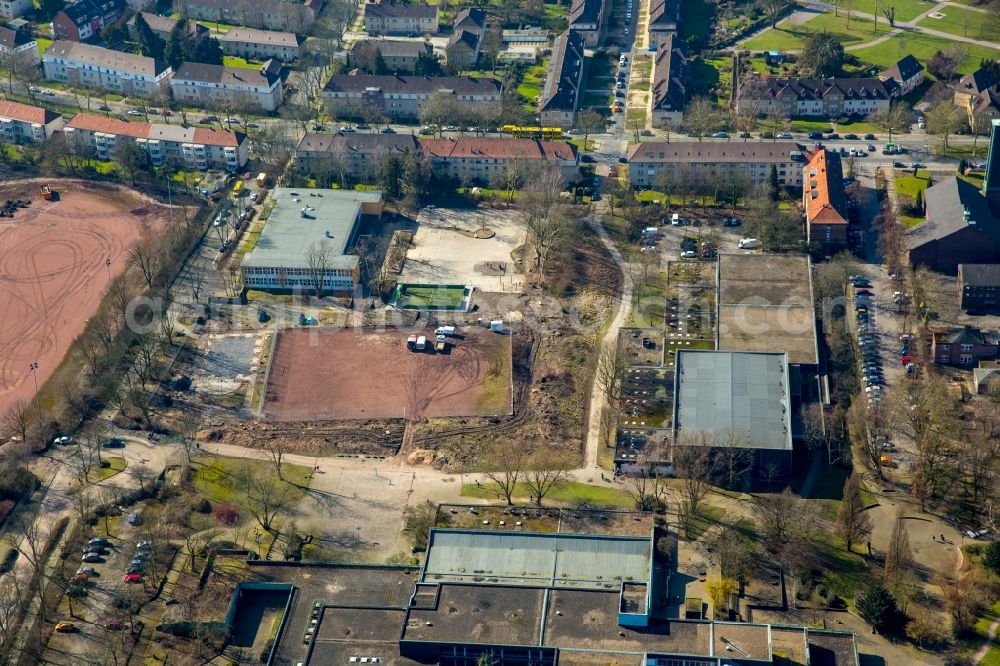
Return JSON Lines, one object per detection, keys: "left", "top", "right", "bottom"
{"left": 232, "top": 180, "right": 244, "bottom": 196}
{"left": 499, "top": 125, "right": 564, "bottom": 139}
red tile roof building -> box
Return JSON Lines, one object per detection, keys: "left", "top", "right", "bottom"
{"left": 0, "top": 100, "right": 63, "bottom": 144}
{"left": 803, "top": 149, "right": 849, "bottom": 247}
{"left": 64, "top": 113, "right": 248, "bottom": 171}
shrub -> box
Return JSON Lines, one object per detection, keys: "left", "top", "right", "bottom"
{"left": 195, "top": 498, "right": 212, "bottom": 514}
{"left": 213, "top": 502, "right": 240, "bottom": 527}
{"left": 983, "top": 541, "right": 1000, "bottom": 576}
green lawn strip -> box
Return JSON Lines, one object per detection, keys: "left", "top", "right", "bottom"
{"left": 847, "top": 0, "right": 936, "bottom": 22}
{"left": 460, "top": 481, "right": 634, "bottom": 508}
{"left": 196, "top": 20, "right": 239, "bottom": 33}
{"left": 89, "top": 456, "right": 127, "bottom": 483}
{"left": 36, "top": 37, "right": 52, "bottom": 55}
{"left": 518, "top": 60, "right": 548, "bottom": 103}
{"left": 916, "top": 4, "right": 992, "bottom": 40}
{"left": 397, "top": 285, "right": 465, "bottom": 308}
{"left": 894, "top": 169, "right": 931, "bottom": 199}
{"left": 983, "top": 646, "right": 1000, "bottom": 666}
{"left": 192, "top": 456, "right": 311, "bottom": 508}
{"left": 222, "top": 56, "right": 260, "bottom": 69}
{"left": 684, "top": 504, "right": 726, "bottom": 541}
{"left": 975, "top": 600, "right": 1000, "bottom": 638}
{"left": 851, "top": 30, "right": 1000, "bottom": 72}
{"left": 630, "top": 272, "right": 667, "bottom": 328}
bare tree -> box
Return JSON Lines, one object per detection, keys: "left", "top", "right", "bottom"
{"left": 304, "top": 239, "right": 333, "bottom": 298}
{"left": 595, "top": 345, "right": 626, "bottom": 404}
{"left": 129, "top": 233, "right": 161, "bottom": 289}
{"left": 2, "top": 399, "right": 31, "bottom": 448}
{"left": 884, "top": 509, "right": 913, "bottom": 588}
{"left": 835, "top": 471, "right": 873, "bottom": 552}
{"left": 264, "top": 439, "right": 291, "bottom": 481}
{"left": 517, "top": 168, "right": 573, "bottom": 281}
{"left": 523, "top": 451, "right": 570, "bottom": 506}
{"left": 672, "top": 438, "right": 716, "bottom": 537}
{"left": 238, "top": 464, "right": 296, "bottom": 533}
{"left": 482, "top": 440, "right": 528, "bottom": 505}
{"left": 621, "top": 472, "right": 669, "bottom": 512}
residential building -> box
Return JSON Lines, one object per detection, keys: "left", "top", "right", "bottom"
{"left": 445, "top": 8, "right": 484, "bottom": 71}
{"left": 973, "top": 362, "right": 1000, "bottom": 394}
{"left": 170, "top": 59, "right": 283, "bottom": 111}
{"left": 502, "top": 27, "right": 547, "bottom": 46}
{"left": 322, "top": 74, "right": 501, "bottom": 122}
{"left": 906, "top": 177, "right": 1000, "bottom": 275}
{"left": 568, "top": 0, "right": 608, "bottom": 46}
{"left": 419, "top": 136, "right": 579, "bottom": 184}
{"left": 880, "top": 54, "right": 923, "bottom": 96}
{"left": 803, "top": 149, "right": 849, "bottom": 247}
{"left": 240, "top": 188, "right": 384, "bottom": 293}
{"left": 363, "top": 2, "right": 438, "bottom": 35}
{"left": 0, "top": 24, "right": 38, "bottom": 66}
{"left": 218, "top": 28, "right": 304, "bottom": 62}
{"left": 0, "top": 0, "right": 33, "bottom": 20}
{"left": 735, "top": 76, "right": 893, "bottom": 118}
{"left": 349, "top": 39, "right": 429, "bottom": 73}
{"left": 650, "top": 34, "right": 686, "bottom": 128}
{"left": 539, "top": 30, "right": 585, "bottom": 128}
{"left": 52, "top": 0, "right": 126, "bottom": 41}
{"left": 127, "top": 12, "right": 208, "bottom": 41}
{"left": 295, "top": 133, "right": 580, "bottom": 184}
{"left": 627, "top": 141, "right": 806, "bottom": 189}
{"left": 959, "top": 263, "right": 1000, "bottom": 312}
{"left": 673, "top": 350, "right": 794, "bottom": 480}
{"left": 64, "top": 113, "right": 248, "bottom": 170}
{"left": 0, "top": 100, "right": 63, "bottom": 144}
{"left": 647, "top": 0, "right": 679, "bottom": 46}
{"left": 932, "top": 327, "right": 1000, "bottom": 366}
{"left": 175, "top": 0, "right": 316, "bottom": 34}
{"left": 42, "top": 41, "right": 172, "bottom": 97}
{"left": 294, "top": 131, "right": 420, "bottom": 180}
{"left": 954, "top": 68, "right": 1000, "bottom": 132}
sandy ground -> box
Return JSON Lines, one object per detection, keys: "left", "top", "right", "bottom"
{"left": 0, "top": 180, "right": 169, "bottom": 416}
{"left": 399, "top": 208, "right": 525, "bottom": 292}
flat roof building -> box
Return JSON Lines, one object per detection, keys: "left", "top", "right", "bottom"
{"left": 716, "top": 253, "right": 819, "bottom": 367}
{"left": 240, "top": 188, "right": 383, "bottom": 294}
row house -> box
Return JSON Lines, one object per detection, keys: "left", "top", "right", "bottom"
{"left": 0, "top": 24, "right": 38, "bottom": 66}
{"left": 567, "top": 0, "right": 609, "bottom": 47}
{"left": 539, "top": 30, "right": 585, "bottom": 128}
{"left": 880, "top": 55, "right": 923, "bottom": 97}
{"left": 175, "top": 0, "right": 317, "bottom": 34}
{"left": 218, "top": 27, "right": 304, "bottom": 62}
{"left": 0, "top": 100, "right": 63, "bottom": 144}
{"left": 349, "top": 39, "right": 430, "bottom": 73}
{"left": 295, "top": 133, "right": 579, "bottom": 184}
{"left": 53, "top": 0, "right": 126, "bottom": 41}
{"left": 445, "top": 8, "right": 485, "bottom": 71}
{"left": 954, "top": 68, "right": 1000, "bottom": 132}
{"left": 650, "top": 35, "right": 686, "bottom": 128}
{"left": 128, "top": 12, "right": 209, "bottom": 41}
{"left": 170, "top": 59, "right": 283, "bottom": 111}
{"left": 64, "top": 112, "right": 248, "bottom": 170}
{"left": 364, "top": 2, "right": 439, "bottom": 35}
{"left": 735, "top": 76, "right": 893, "bottom": 118}
{"left": 322, "top": 74, "right": 501, "bottom": 122}
{"left": 627, "top": 141, "right": 806, "bottom": 189}
{"left": 647, "top": 0, "right": 679, "bottom": 47}
{"left": 42, "top": 41, "right": 172, "bottom": 97}
{"left": 803, "top": 149, "right": 849, "bottom": 247}
{"left": 932, "top": 327, "right": 1000, "bottom": 367}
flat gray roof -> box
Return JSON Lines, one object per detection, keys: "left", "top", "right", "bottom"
{"left": 242, "top": 187, "right": 382, "bottom": 271}
{"left": 673, "top": 350, "right": 792, "bottom": 451}
{"left": 422, "top": 529, "right": 651, "bottom": 588}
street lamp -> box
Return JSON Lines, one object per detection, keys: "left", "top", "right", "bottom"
{"left": 105, "top": 258, "right": 112, "bottom": 288}
{"left": 355, "top": 525, "right": 362, "bottom": 543}
{"left": 888, "top": 126, "right": 894, "bottom": 145}
{"left": 28, "top": 362, "right": 41, "bottom": 428}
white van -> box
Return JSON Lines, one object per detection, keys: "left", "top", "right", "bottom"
{"left": 435, "top": 326, "right": 456, "bottom": 336}
{"left": 671, "top": 213, "right": 681, "bottom": 225}
{"left": 738, "top": 238, "right": 759, "bottom": 249}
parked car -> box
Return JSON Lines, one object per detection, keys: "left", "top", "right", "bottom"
{"left": 864, "top": 133, "right": 876, "bottom": 140}
{"left": 104, "top": 620, "right": 125, "bottom": 631}
{"left": 808, "top": 131, "right": 824, "bottom": 140}
{"left": 104, "top": 437, "right": 124, "bottom": 448}
{"left": 123, "top": 573, "right": 142, "bottom": 584}
{"left": 777, "top": 132, "right": 793, "bottom": 139}
{"left": 82, "top": 553, "right": 102, "bottom": 563}
{"left": 711, "top": 131, "right": 729, "bottom": 138}
{"left": 844, "top": 133, "right": 859, "bottom": 140}
{"left": 53, "top": 436, "right": 73, "bottom": 445}
{"left": 55, "top": 622, "right": 76, "bottom": 633}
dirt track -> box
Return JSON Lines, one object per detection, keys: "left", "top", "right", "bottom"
{"left": 0, "top": 179, "right": 170, "bottom": 416}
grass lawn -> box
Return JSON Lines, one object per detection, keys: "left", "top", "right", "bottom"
{"left": 517, "top": 60, "right": 548, "bottom": 103}
{"left": 223, "top": 55, "right": 259, "bottom": 69}
{"left": 196, "top": 20, "right": 239, "bottom": 33}
{"left": 192, "top": 456, "right": 311, "bottom": 507}
{"left": 394, "top": 285, "right": 466, "bottom": 309}
{"left": 625, "top": 109, "right": 647, "bottom": 125}
{"left": 847, "top": 0, "right": 936, "bottom": 22}
{"left": 690, "top": 56, "right": 725, "bottom": 98}
{"left": 630, "top": 272, "right": 667, "bottom": 328}
{"left": 460, "top": 481, "right": 634, "bottom": 508}
{"left": 679, "top": 0, "right": 712, "bottom": 48}
{"left": 36, "top": 37, "right": 52, "bottom": 55}
{"left": 895, "top": 169, "right": 931, "bottom": 199}
{"left": 851, "top": 30, "right": 1000, "bottom": 72}
{"left": 744, "top": 12, "right": 879, "bottom": 52}
{"left": 916, "top": 4, "right": 992, "bottom": 40}
{"left": 89, "top": 456, "right": 126, "bottom": 483}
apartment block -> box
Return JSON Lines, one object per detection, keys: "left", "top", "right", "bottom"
{"left": 0, "top": 100, "right": 63, "bottom": 144}
{"left": 175, "top": 0, "right": 317, "bottom": 33}
{"left": 736, "top": 76, "right": 893, "bottom": 118}
{"left": 218, "top": 27, "right": 304, "bottom": 62}
{"left": 567, "top": 0, "right": 608, "bottom": 46}
{"left": 322, "top": 74, "right": 501, "bottom": 122}
{"left": 0, "top": 0, "right": 33, "bottom": 20}
{"left": 64, "top": 113, "right": 248, "bottom": 170}
{"left": 539, "top": 30, "right": 585, "bottom": 128}
{"left": 42, "top": 41, "right": 171, "bottom": 97}
{"left": 628, "top": 141, "right": 806, "bottom": 189}
{"left": 52, "top": 0, "right": 126, "bottom": 41}
{"left": 363, "top": 2, "right": 439, "bottom": 35}
{"left": 0, "top": 24, "right": 38, "bottom": 66}
{"left": 170, "top": 60, "right": 283, "bottom": 111}
{"left": 650, "top": 35, "right": 686, "bottom": 128}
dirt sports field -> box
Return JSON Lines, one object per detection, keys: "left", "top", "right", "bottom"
{"left": 0, "top": 179, "right": 170, "bottom": 416}
{"left": 263, "top": 327, "right": 512, "bottom": 421}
